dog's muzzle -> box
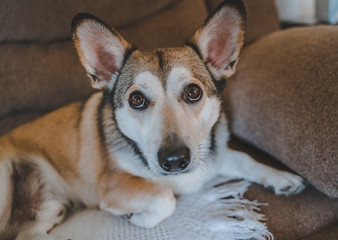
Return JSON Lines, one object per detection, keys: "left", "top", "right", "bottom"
{"left": 157, "top": 146, "right": 190, "bottom": 173}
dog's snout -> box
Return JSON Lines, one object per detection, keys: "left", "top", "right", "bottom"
{"left": 158, "top": 147, "right": 190, "bottom": 173}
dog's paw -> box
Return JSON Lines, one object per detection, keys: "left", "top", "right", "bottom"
{"left": 129, "top": 190, "right": 176, "bottom": 228}
{"left": 265, "top": 171, "right": 307, "bottom": 196}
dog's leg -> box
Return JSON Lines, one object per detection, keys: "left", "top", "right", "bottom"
{"left": 15, "top": 200, "right": 66, "bottom": 240}
{"left": 219, "top": 148, "right": 306, "bottom": 195}
{"left": 0, "top": 157, "right": 69, "bottom": 239}
{"left": 98, "top": 172, "right": 176, "bottom": 228}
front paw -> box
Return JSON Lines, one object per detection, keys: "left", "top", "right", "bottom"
{"left": 129, "top": 189, "right": 176, "bottom": 228}
{"left": 265, "top": 171, "right": 307, "bottom": 196}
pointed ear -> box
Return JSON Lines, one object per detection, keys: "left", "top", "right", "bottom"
{"left": 189, "top": 0, "right": 246, "bottom": 80}
{"left": 71, "top": 13, "right": 133, "bottom": 89}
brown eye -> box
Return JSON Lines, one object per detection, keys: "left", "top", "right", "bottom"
{"left": 129, "top": 91, "right": 148, "bottom": 109}
{"left": 184, "top": 84, "right": 202, "bottom": 103}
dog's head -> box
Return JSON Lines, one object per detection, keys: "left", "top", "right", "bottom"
{"left": 72, "top": 0, "right": 246, "bottom": 177}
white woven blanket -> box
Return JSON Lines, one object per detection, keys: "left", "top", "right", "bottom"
{"left": 51, "top": 177, "right": 273, "bottom": 240}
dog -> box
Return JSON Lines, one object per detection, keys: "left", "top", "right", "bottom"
{"left": 0, "top": 0, "right": 306, "bottom": 239}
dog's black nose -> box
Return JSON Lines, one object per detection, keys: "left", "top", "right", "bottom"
{"left": 158, "top": 147, "right": 190, "bottom": 173}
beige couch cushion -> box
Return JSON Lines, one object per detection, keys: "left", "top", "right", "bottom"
{"left": 120, "top": 0, "right": 207, "bottom": 49}
{"left": 229, "top": 138, "right": 338, "bottom": 240}
{"left": 224, "top": 26, "right": 338, "bottom": 197}
{"left": 247, "top": 185, "right": 338, "bottom": 240}
{"left": 299, "top": 225, "right": 338, "bottom": 240}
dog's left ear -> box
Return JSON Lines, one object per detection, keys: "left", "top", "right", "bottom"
{"left": 71, "top": 13, "right": 132, "bottom": 89}
{"left": 189, "top": 0, "right": 246, "bottom": 80}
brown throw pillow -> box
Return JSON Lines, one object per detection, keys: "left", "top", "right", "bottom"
{"left": 223, "top": 26, "right": 338, "bottom": 198}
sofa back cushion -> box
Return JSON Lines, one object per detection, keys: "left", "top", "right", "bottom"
{"left": 0, "top": 0, "right": 180, "bottom": 43}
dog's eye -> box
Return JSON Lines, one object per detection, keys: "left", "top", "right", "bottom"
{"left": 129, "top": 91, "right": 149, "bottom": 109}
{"left": 184, "top": 84, "right": 203, "bottom": 103}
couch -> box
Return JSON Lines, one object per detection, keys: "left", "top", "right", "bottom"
{"left": 0, "top": 0, "right": 337, "bottom": 239}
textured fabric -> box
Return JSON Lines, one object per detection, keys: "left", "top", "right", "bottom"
{"left": 205, "top": 0, "right": 280, "bottom": 45}
{"left": 299, "top": 225, "right": 338, "bottom": 240}
{"left": 0, "top": 42, "right": 94, "bottom": 121}
{"left": 0, "top": 0, "right": 180, "bottom": 42}
{"left": 229, "top": 137, "right": 338, "bottom": 240}
{"left": 247, "top": 185, "right": 338, "bottom": 240}
{"left": 223, "top": 26, "right": 338, "bottom": 197}
{"left": 50, "top": 178, "right": 272, "bottom": 240}
{"left": 120, "top": 0, "right": 208, "bottom": 49}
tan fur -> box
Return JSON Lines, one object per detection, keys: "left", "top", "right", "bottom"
{"left": 0, "top": 102, "right": 81, "bottom": 174}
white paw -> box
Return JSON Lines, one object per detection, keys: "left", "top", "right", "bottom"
{"left": 37, "top": 200, "right": 67, "bottom": 229}
{"left": 129, "top": 190, "right": 176, "bottom": 228}
{"left": 264, "top": 171, "right": 307, "bottom": 196}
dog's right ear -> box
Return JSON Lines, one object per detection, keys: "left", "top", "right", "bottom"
{"left": 189, "top": 0, "right": 246, "bottom": 80}
{"left": 72, "top": 13, "right": 132, "bottom": 90}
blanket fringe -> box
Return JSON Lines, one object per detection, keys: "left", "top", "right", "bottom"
{"left": 95, "top": 177, "right": 273, "bottom": 240}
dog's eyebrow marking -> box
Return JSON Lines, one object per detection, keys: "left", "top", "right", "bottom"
{"left": 166, "top": 66, "right": 202, "bottom": 101}
{"left": 133, "top": 71, "right": 164, "bottom": 101}
{"left": 166, "top": 66, "right": 192, "bottom": 92}
{"left": 134, "top": 71, "right": 158, "bottom": 87}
